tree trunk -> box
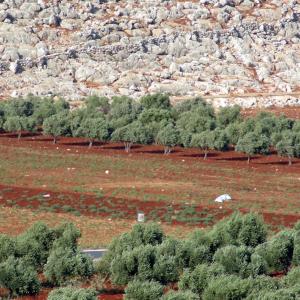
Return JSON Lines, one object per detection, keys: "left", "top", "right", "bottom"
{"left": 288, "top": 156, "right": 292, "bottom": 166}
{"left": 124, "top": 142, "right": 132, "bottom": 153}
{"left": 53, "top": 137, "right": 57, "bottom": 144}
{"left": 88, "top": 140, "right": 93, "bottom": 148}
{"left": 247, "top": 155, "right": 250, "bottom": 164}
{"left": 164, "top": 146, "right": 171, "bottom": 155}
{"left": 17, "top": 131, "right": 21, "bottom": 140}
{"left": 204, "top": 150, "right": 208, "bottom": 160}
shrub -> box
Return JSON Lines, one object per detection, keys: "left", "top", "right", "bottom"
{"left": 47, "top": 287, "right": 97, "bottom": 300}
{"left": 43, "top": 112, "right": 71, "bottom": 143}
{"left": 237, "top": 213, "right": 267, "bottom": 248}
{"left": 255, "top": 288, "right": 298, "bottom": 300}
{"left": 202, "top": 275, "right": 252, "bottom": 300}
{"left": 156, "top": 124, "right": 179, "bottom": 154}
{"left": 124, "top": 280, "right": 163, "bottom": 300}
{"left": 254, "top": 230, "right": 294, "bottom": 273}
{"left": 282, "top": 267, "right": 300, "bottom": 287}
{"left": 245, "top": 275, "right": 279, "bottom": 300}
{"left": 213, "top": 245, "right": 252, "bottom": 277}
{"left": 16, "top": 222, "right": 56, "bottom": 268}
{"left": 0, "top": 234, "right": 15, "bottom": 263}
{"left": 236, "top": 132, "right": 270, "bottom": 164}
{"left": 140, "top": 93, "right": 171, "bottom": 110}
{"left": 178, "top": 263, "right": 225, "bottom": 295}
{"left": 161, "top": 290, "right": 199, "bottom": 300}
{"left": 0, "top": 256, "right": 40, "bottom": 296}
{"left": 44, "top": 247, "right": 94, "bottom": 286}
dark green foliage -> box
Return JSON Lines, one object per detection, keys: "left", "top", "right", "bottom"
{"left": 236, "top": 132, "right": 270, "bottom": 163}
{"left": 43, "top": 112, "right": 71, "bottom": 143}
{"left": 225, "top": 122, "right": 241, "bottom": 145}
{"left": 4, "top": 116, "right": 36, "bottom": 139}
{"left": 124, "top": 280, "right": 163, "bottom": 300}
{"left": 4, "top": 98, "right": 35, "bottom": 117}
{"left": 156, "top": 124, "right": 179, "bottom": 154}
{"left": 275, "top": 130, "right": 300, "bottom": 165}
{"left": 44, "top": 247, "right": 94, "bottom": 286}
{"left": 85, "top": 95, "right": 110, "bottom": 115}
{"left": 75, "top": 117, "right": 109, "bottom": 147}
{"left": 0, "top": 234, "right": 15, "bottom": 263}
{"left": 161, "top": 290, "right": 199, "bottom": 300}
{"left": 108, "top": 96, "right": 141, "bottom": 129}
{"left": 282, "top": 267, "right": 300, "bottom": 287}
{"left": 217, "top": 105, "right": 241, "bottom": 129}
{"left": 175, "top": 97, "right": 212, "bottom": 114}
{"left": 237, "top": 213, "right": 267, "bottom": 248}
{"left": 140, "top": 93, "right": 171, "bottom": 110}
{"left": 202, "top": 275, "right": 252, "bottom": 300}
{"left": 176, "top": 105, "right": 216, "bottom": 147}
{"left": 16, "top": 222, "right": 56, "bottom": 268}
{"left": 254, "top": 230, "right": 294, "bottom": 273}
{"left": 213, "top": 245, "right": 252, "bottom": 277}
{"left": 0, "top": 256, "right": 40, "bottom": 296}
{"left": 255, "top": 288, "right": 299, "bottom": 300}
{"left": 191, "top": 131, "right": 214, "bottom": 159}
{"left": 99, "top": 223, "right": 165, "bottom": 278}
{"left": 48, "top": 287, "right": 97, "bottom": 300}
{"left": 179, "top": 263, "right": 225, "bottom": 295}
{"left": 245, "top": 275, "right": 280, "bottom": 299}
{"left": 111, "top": 121, "right": 152, "bottom": 152}
{"left": 292, "top": 229, "right": 300, "bottom": 265}
{"left": 32, "top": 98, "right": 69, "bottom": 126}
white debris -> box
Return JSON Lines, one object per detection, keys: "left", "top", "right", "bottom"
{"left": 214, "top": 194, "right": 232, "bottom": 203}
{"left": 43, "top": 194, "right": 50, "bottom": 198}
{"left": 105, "top": 170, "right": 109, "bottom": 174}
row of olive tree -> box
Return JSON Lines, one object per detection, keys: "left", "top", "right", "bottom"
{"left": 0, "top": 222, "right": 94, "bottom": 297}
{"left": 1, "top": 94, "right": 300, "bottom": 164}
{"left": 94, "top": 213, "right": 300, "bottom": 300}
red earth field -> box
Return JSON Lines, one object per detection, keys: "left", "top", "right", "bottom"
{"left": 1, "top": 112, "right": 300, "bottom": 299}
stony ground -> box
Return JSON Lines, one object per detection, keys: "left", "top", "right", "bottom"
{"left": 0, "top": 0, "right": 300, "bottom": 107}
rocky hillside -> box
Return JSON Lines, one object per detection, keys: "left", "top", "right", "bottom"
{"left": 0, "top": 0, "right": 299, "bottom": 107}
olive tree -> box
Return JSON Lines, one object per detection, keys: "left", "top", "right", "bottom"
{"left": 191, "top": 131, "right": 214, "bottom": 159}
{"left": 140, "top": 93, "right": 171, "bottom": 110}
{"left": 3, "top": 116, "right": 36, "bottom": 139}
{"left": 235, "top": 132, "right": 270, "bottom": 164}
{"left": 48, "top": 287, "right": 97, "bottom": 300}
{"left": 217, "top": 105, "right": 241, "bottom": 129}
{"left": 111, "top": 121, "right": 152, "bottom": 152}
{"left": 156, "top": 124, "right": 179, "bottom": 154}
{"left": 75, "top": 117, "right": 110, "bottom": 148}
{"left": 43, "top": 112, "right": 71, "bottom": 144}
{"left": 162, "top": 291, "right": 199, "bottom": 300}
{"left": 44, "top": 247, "right": 94, "bottom": 286}
{"left": 0, "top": 256, "right": 40, "bottom": 296}
{"left": 275, "top": 130, "right": 300, "bottom": 165}
{"left": 124, "top": 280, "right": 163, "bottom": 300}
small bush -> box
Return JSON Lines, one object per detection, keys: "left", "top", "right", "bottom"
{"left": 124, "top": 280, "right": 163, "bottom": 300}
{"left": 202, "top": 275, "right": 251, "bottom": 300}
{"left": 161, "top": 290, "right": 199, "bottom": 300}
{"left": 47, "top": 287, "right": 97, "bottom": 300}
{"left": 0, "top": 256, "right": 40, "bottom": 296}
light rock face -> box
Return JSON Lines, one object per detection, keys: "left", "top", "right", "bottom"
{"left": 0, "top": 0, "right": 300, "bottom": 107}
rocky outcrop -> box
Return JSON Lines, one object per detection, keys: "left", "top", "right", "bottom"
{"left": 0, "top": 0, "right": 299, "bottom": 107}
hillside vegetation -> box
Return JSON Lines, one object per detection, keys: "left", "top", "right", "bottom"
{"left": 1, "top": 213, "right": 300, "bottom": 299}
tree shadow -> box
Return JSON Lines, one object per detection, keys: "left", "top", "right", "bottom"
{"left": 0, "top": 132, "right": 39, "bottom": 138}
{"left": 216, "top": 156, "right": 259, "bottom": 162}
{"left": 104, "top": 144, "right": 142, "bottom": 150}
{"left": 259, "top": 160, "right": 300, "bottom": 166}
{"left": 182, "top": 152, "right": 219, "bottom": 158}
{"left": 63, "top": 141, "right": 105, "bottom": 147}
